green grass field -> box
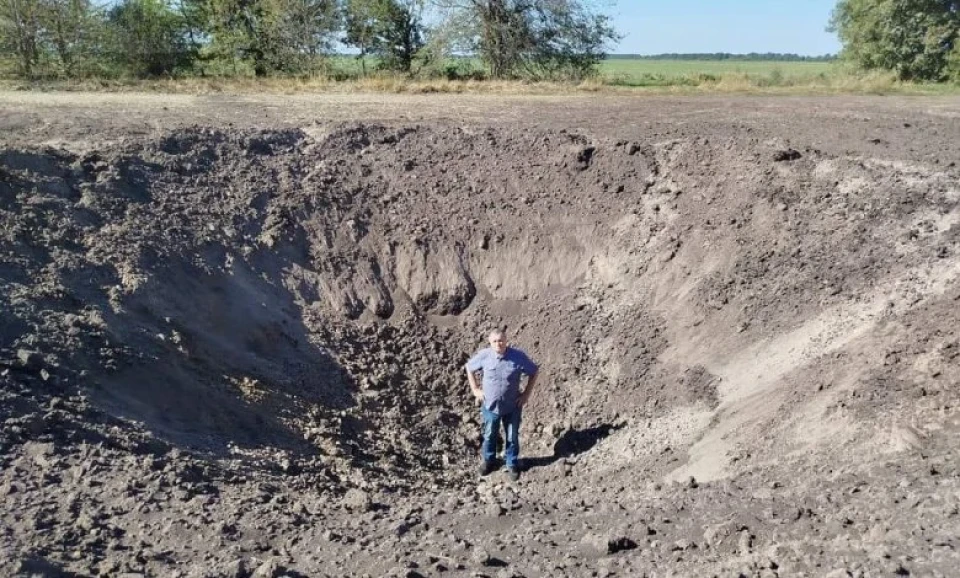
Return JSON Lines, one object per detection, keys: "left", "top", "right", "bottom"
{"left": 599, "top": 59, "right": 839, "bottom": 87}
{"left": 324, "top": 56, "right": 843, "bottom": 87}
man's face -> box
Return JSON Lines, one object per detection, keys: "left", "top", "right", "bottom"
{"left": 489, "top": 335, "right": 507, "bottom": 355}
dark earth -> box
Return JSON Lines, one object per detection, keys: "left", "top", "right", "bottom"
{"left": 1, "top": 92, "right": 959, "bottom": 577}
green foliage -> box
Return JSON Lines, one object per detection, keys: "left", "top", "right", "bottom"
{"left": 0, "top": 0, "right": 43, "bottom": 76}
{"left": 437, "top": 0, "right": 619, "bottom": 81}
{"left": 0, "top": 0, "right": 109, "bottom": 78}
{"left": 342, "top": 0, "right": 424, "bottom": 73}
{"left": 948, "top": 32, "right": 960, "bottom": 81}
{"left": 432, "top": 56, "right": 485, "bottom": 80}
{"left": 411, "top": 8, "right": 470, "bottom": 77}
{"left": 40, "top": 0, "right": 103, "bottom": 76}
{"left": 830, "top": 0, "right": 960, "bottom": 81}
{"left": 518, "top": 1, "right": 618, "bottom": 80}
{"left": 2, "top": 0, "right": 613, "bottom": 82}
{"left": 107, "top": 0, "right": 194, "bottom": 77}
{"left": 342, "top": 0, "right": 380, "bottom": 72}
{"left": 374, "top": 0, "right": 423, "bottom": 72}
{"left": 204, "top": 0, "right": 338, "bottom": 76}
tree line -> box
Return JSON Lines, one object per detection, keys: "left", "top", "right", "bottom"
{"left": 0, "top": 0, "right": 618, "bottom": 80}
{"left": 3, "top": 0, "right": 958, "bottom": 84}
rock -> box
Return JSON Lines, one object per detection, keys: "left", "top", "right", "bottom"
{"left": 76, "top": 513, "right": 99, "bottom": 531}
{"left": 582, "top": 532, "right": 638, "bottom": 555}
{"left": 470, "top": 548, "right": 492, "bottom": 566}
{"left": 737, "top": 530, "right": 753, "bottom": 554}
{"left": 323, "top": 530, "right": 340, "bottom": 542}
{"left": 773, "top": 149, "right": 802, "bottom": 162}
{"left": 703, "top": 522, "right": 734, "bottom": 548}
{"left": 16, "top": 349, "right": 39, "bottom": 368}
{"left": 486, "top": 502, "right": 506, "bottom": 517}
{"left": 220, "top": 558, "right": 249, "bottom": 578}
{"left": 342, "top": 488, "right": 372, "bottom": 512}
{"left": 888, "top": 424, "right": 924, "bottom": 452}
{"left": 252, "top": 559, "right": 282, "bottom": 578}
{"left": 278, "top": 458, "right": 300, "bottom": 475}
{"left": 393, "top": 519, "right": 419, "bottom": 536}
{"left": 1, "top": 481, "right": 18, "bottom": 496}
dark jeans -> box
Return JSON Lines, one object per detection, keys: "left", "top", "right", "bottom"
{"left": 481, "top": 406, "right": 522, "bottom": 470}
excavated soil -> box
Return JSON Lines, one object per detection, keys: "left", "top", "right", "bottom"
{"left": 1, "top": 93, "right": 960, "bottom": 578}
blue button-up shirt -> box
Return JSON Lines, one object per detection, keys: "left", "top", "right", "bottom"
{"left": 466, "top": 347, "right": 538, "bottom": 414}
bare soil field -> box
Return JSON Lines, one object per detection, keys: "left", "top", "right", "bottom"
{"left": 1, "top": 92, "right": 960, "bottom": 577}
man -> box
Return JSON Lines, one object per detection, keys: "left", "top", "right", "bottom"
{"left": 465, "top": 330, "right": 539, "bottom": 481}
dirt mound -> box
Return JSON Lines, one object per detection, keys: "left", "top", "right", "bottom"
{"left": 1, "top": 117, "right": 959, "bottom": 576}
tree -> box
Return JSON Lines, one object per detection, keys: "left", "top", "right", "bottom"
{"left": 343, "top": 0, "right": 380, "bottom": 74}
{"left": 1, "top": 0, "right": 105, "bottom": 78}
{"left": 204, "top": 0, "right": 337, "bottom": 76}
{"left": 434, "top": 0, "right": 618, "bottom": 80}
{"left": 374, "top": 0, "right": 423, "bottom": 72}
{"left": 473, "top": 0, "right": 528, "bottom": 78}
{"left": 829, "top": 0, "right": 960, "bottom": 81}
{"left": 518, "top": 0, "right": 616, "bottom": 80}
{"left": 0, "top": 0, "right": 43, "bottom": 76}
{"left": 39, "top": 0, "right": 103, "bottom": 76}
{"left": 107, "top": 0, "right": 194, "bottom": 76}
{"left": 343, "top": 0, "right": 424, "bottom": 74}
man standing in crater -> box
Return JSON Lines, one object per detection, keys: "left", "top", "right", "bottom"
{"left": 466, "top": 329, "right": 539, "bottom": 481}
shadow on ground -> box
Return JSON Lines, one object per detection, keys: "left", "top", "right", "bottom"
{"left": 90, "top": 250, "right": 354, "bottom": 459}
{"left": 524, "top": 423, "right": 623, "bottom": 470}
{"left": 17, "top": 556, "right": 88, "bottom": 578}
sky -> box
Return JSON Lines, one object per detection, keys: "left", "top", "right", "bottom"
{"left": 609, "top": 0, "right": 842, "bottom": 56}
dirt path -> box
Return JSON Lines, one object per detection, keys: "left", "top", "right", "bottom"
{"left": 3, "top": 91, "right": 960, "bottom": 159}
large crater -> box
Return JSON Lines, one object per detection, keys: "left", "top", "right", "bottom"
{"left": 2, "top": 119, "right": 959, "bottom": 575}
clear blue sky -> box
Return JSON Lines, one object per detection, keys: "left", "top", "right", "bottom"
{"left": 610, "top": 0, "right": 842, "bottom": 56}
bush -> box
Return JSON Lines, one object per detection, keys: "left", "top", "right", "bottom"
{"left": 425, "top": 59, "right": 485, "bottom": 81}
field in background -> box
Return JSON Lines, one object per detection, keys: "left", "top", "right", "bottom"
{"left": 327, "top": 56, "right": 840, "bottom": 84}
{"left": 323, "top": 56, "right": 916, "bottom": 92}
{"left": 1, "top": 56, "right": 957, "bottom": 94}
{"left": 600, "top": 59, "right": 837, "bottom": 86}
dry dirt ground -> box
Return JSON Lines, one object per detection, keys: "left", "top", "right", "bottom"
{"left": 1, "top": 92, "right": 960, "bottom": 578}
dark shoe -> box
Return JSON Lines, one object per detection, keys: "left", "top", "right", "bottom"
{"left": 506, "top": 468, "right": 520, "bottom": 482}
{"left": 479, "top": 461, "right": 496, "bottom": 476}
